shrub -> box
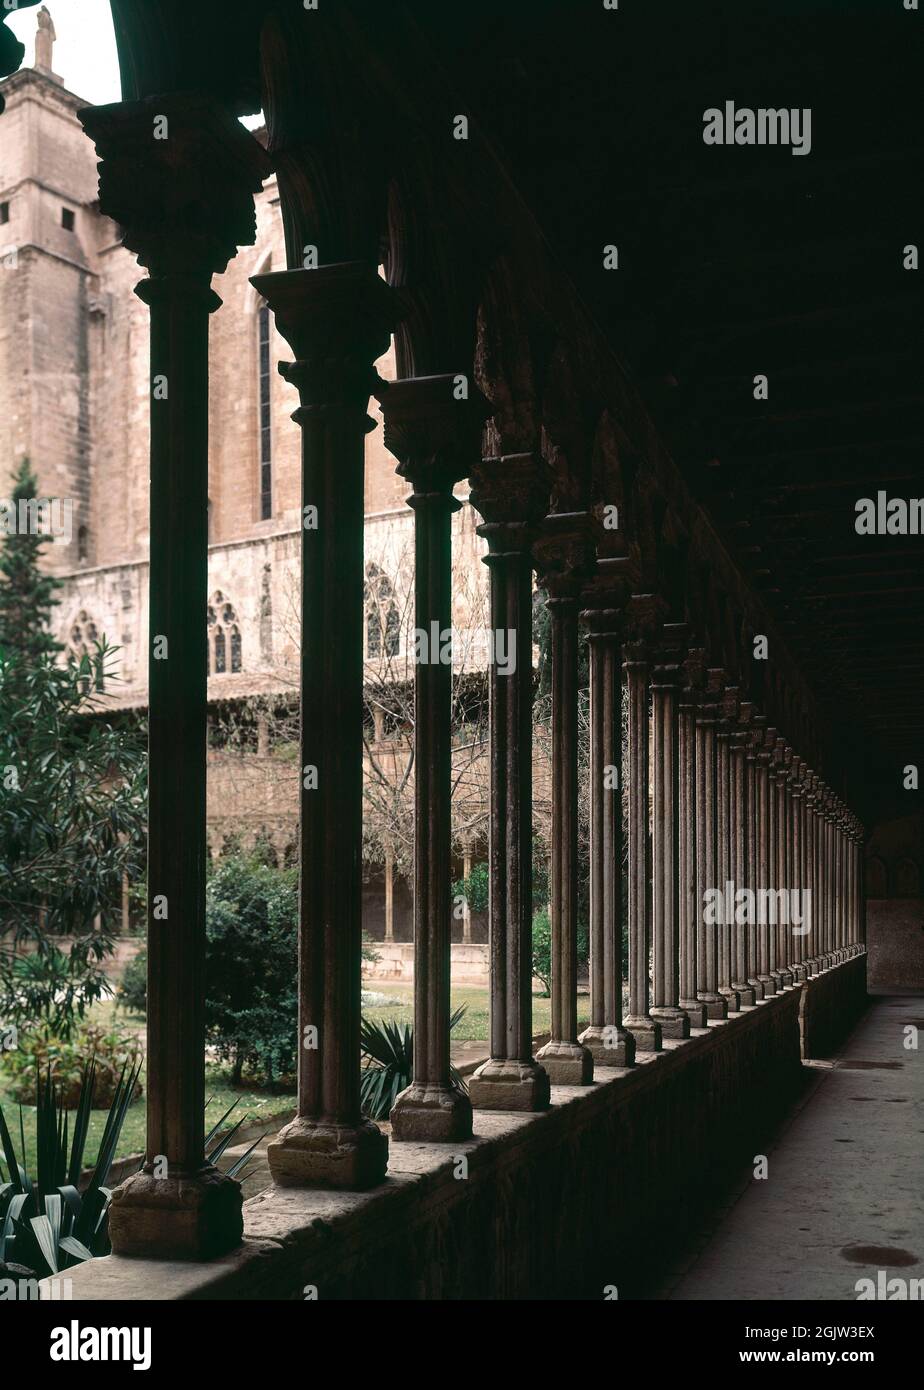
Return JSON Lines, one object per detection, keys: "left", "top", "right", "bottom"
{"left": 531, "top": 909, "right": 589, "bottom": 999}
{"left": 2, "top": 1024, "right": 143, "bottom": 1108}
{"left": 118, "top": 948, "right": 147, "bottom": 1015}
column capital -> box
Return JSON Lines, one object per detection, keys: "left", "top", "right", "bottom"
{"left": 253, "top": 262, "right": 395, "bottom": 418}
{"left": 382, "top": 375, "right": 493, "bottom": 495}
{"left": 79, "top": 94, "right": 272, "bottom": 280}
{"left": 532, "top": 511, "right": 598, "bottom": 601}
{"left": 580, "top": 555, "right": 634, "bottom": 632}
{"left": 468, "top": 452, "right": 552, "bottom": 555}
{"left": 651, "top": 620, "right": 689, "bottom": 690}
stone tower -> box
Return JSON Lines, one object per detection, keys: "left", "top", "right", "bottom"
{"left": 0, "top": 8, "right": 100, "bottom": 572}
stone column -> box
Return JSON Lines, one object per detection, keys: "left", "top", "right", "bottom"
{"left": 776, "top": 745, "right": 794, "bottom": 988}
{"left": 623, "top": 596, "right": 665, "bottom": 1050}
{"left": 745, "top": 717, "right": 766, "bottom": 1000}
{"left": 679, "top": 647, "right": 708, "bottom": 1026}
{"left": 755, "top": 723, "right": 776, "bottom": 996}
{"left": 461, "top": 839, "right": 474, "bottom": 945}
{"left": 79, "top": 95, "right": 271, "bottom": 1256}
{"left": 823, "top": 789, "right": 836, "bottom": 966}
{"left": 382, "top": 376, "right": 488, "bottom": 1139}
{"left": 696, "top": 669, "right": 727, "bottom": 1020}
{"left": 649, "top": 624, "right": 691, "bottom": 1040}
{"left": 384, "top": 848, "right": 395, "bottom": 944}
{"left": 766, "top": 735, "right": 786, "bottom": 991}
{"left": 252, "top": 263, "right": 394, "bottom": 1183}
{"left": 468, "top": 453, "right": 552, "bottom": 1110}
{"left": 835, "top": 804, "right": 847, "bottom": 959}
{"left": 731, "top": 703, "right": 756, "bottom": 1006}
{"left": 578, "top": 558, "right": 636, "bottom": 1066}
{"left": 716, "top": 687, "right": 741, "bottom": 1012}
{"left": 532, "top": 513, "right": 596, "bottom": 1082}
{"left": 789, "top": 759, "right": 805, "bottom": 981}
{"left": 814, "top": 782, "right": 827, "bottom": 969}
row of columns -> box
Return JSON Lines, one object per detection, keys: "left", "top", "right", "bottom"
{"left": 80, "top": 95, "right": 865, "bottom": 1261}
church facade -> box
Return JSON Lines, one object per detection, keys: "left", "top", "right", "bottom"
{"left": 0, "top": 43, "right": 490, "bottom": 939}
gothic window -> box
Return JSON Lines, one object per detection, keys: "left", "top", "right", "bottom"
{"left": 0, "top": 202, "right": 9, "bottom": 225}
{"left": 67, "top": 610, "right": 103, "bottom": 692}
{"left": 77, "top": 525, "right": 88, "bottom": 563}
{"left": 207, "top": 591, "right": 242, "bottom": 676}
{"left": 364, "top": 564, "right": 401, "bottom": 659}
{"left": 258, "top": 301, "right": 272, "bottom": 519}
{"left": 61, "top": 207, "right": 75, "bottom": 232}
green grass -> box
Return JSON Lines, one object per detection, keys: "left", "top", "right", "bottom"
{"left": 361, "top": 981, "right": 591, "bottom": 1041}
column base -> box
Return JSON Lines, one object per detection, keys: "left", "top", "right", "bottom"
{"left": 108, "top": 1165, "right": 243, "bottom": 1260}
{"left": 535, "top": 1038, "right": 594, "bottom": 1084}
{"left": 623, "top": 1015, "right": 664, "bottom": 1052}
{"left": 268, "top": 1115, "right": 388, "bottom": 1188}
{"left": 747, "top": 976, "right": 765, "bottom": 1000}
{"left": 649, "top": 1006, "right": 690, "bottom": 1040}
{"left": 769, "top": 970, "right": 786, "bottom": 991}
{"left": 719, "top": 987, "right": 741, "bottom": 1012}
{"left": 578, "top": 1023, "right": 637, "bottom": 1067}
{"left": 791, "top": 965, "right": 806, "bottom": 983}
{"left": 778, "top": 968, "right": 794, "bottom": 988}
{"left": 680, "top": 997, "right": 708, "bottom": 1028}
{"left": 390, "top": 1081, "right": 473, "bottom": 1141}
{"left": 732, "top": 982, "right": 757, "bottom": 1007}
{"left": 468, "top": 1057, "right": 551, "bottom": 1111}
{"left": 758, "top": 974, "right": 776, "bottom": 996}
{"left": 696, "top": 993, "right": 728, "bottom": 1021}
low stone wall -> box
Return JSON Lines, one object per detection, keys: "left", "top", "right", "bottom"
{"left": 364, "top": 941, "right": 490, "bottom": 986}
{"left": 800, "top": 952, "right": 869, "bottom": 1059}
{"left": 54, "top": 957, "right": 864, "bottom": 1302}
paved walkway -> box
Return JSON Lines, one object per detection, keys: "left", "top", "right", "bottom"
{"left": 668, "top": 995, "right": 924, "bottom": 1300}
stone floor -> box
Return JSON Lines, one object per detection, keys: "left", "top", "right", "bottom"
{"left": 666, "top": 994, "right": 924, "bottom": 1301}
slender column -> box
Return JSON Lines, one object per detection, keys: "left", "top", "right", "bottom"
{"left": 384, "top": 848, "right": 395, "bottom": 944}
{"left": 731, "top": 703, "right": 756, "bottom": 1005}
{"left": 745, "top": 717, "right": 765, "bottom": 999}
{"left": 802, "top": 773, "right": 818, "bottom": 974}
{"left": 79, "top": 96, "right": 270, "bottom": 1256}
{"left": 716, "top": 687, "right": 741, "bottom": 1012}
{"left": 578, "top": 558, "right": 636, "bottom": 1066}
{"left": 815, "top": 783, "right": 828, "bottom": 968}
{"left": 252, "top": 264, "right": 394, "bottom": 1181}
{"left": 649, "top": 624, "right": 691, "bottom": 1039}
{"left": 533, "top": 514, "right": 597, "bottom": 1082}
{"left": 789, "top": 759, "right": 805, "bottom": 981}
{"left": 468, "top": 453, "right": 552, "bottom": 1110}
{"left": 776, "top": 745, "right": 794, "bottom": 987}
{"left": 623, "top": 596, "right": 665, "bottom": 1050}
{"left": 767, "top": 735, "right": 785, "bottom": 990}
{"left": 696, "top": 670, "right": 727, "bottom": 1019}
{"left": 381, "top": 376, "right": 487, "bottom": 1138}
{"left": 755, "top": 722, "right": 776, "bottom": 996}
{"left": 824, "top": 790, "right": 836, "bottom": 965}
{"left": 836, "top": 805, "right": 847, "bottom": 958}
{"left": 461, "top": 840, "right": 473, "bottom": 945}
{"left": 679, "top": 648, "right": 708, "bottom": 1026}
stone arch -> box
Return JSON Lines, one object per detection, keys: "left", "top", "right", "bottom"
{"left": 65, "top": 609, "right": 105, "bottom": 692}
{"left": 590, "top": 410, "right": 630, "bottom": 558}
{"left": 474, "top": 254, "right": 553, "bottom": 456}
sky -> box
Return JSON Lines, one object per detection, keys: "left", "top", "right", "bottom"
{"left": 5, "top": 0, "right": 121, "bottom": 105}
{"left": 5, "top": 2, "right": 263, "bottom": 125}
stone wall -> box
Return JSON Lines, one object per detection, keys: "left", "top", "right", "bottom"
{"left": 57, "top": 957, "right": 867, "bottom": 1302}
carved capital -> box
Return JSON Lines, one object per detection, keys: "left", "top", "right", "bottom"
{"left": 651, "top": 621, "right": 688, "bottom": 691}
{"left": 80, "top": 94, "right": 272, "bottom": 280}
{"left": 382, "top": 375, "right": 492, "bottom": 495}
{"left": 468, "top": 452, "right": 551, "bottom": 557}
{"left": 253, "top": 263, "right": 394, "bottom": 419}
{"left": 532, "top": 511, "right": 597, "bottom": 600}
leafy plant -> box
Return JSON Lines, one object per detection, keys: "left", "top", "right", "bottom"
{"left": 117, "top": 948, "right": 148, "bottom": 1016}
{"left": 360, "top": 1006, "right": 467, "bottom": 1120}
{"left": 2, "top": 1023, "right": 143, "bottom": 1108}
{"left": 0, "top": 1055, "right": 141, "bottom": 1277}
{"left": 531, "top": 910, "right": 590, "bottom": 999}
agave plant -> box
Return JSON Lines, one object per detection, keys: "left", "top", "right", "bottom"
{"left": 0, "top": 1065, "right": 264, "bottom": 1280}
{"left": 0, "top": 1055, "right": 140, "bottom": 1277}
{"left": 360, "top": 1006, "right": 467, "bottom": 1120}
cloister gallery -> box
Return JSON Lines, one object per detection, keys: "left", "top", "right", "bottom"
{"left": 0, "top": 0, "right": 920, "bottom": 1306}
